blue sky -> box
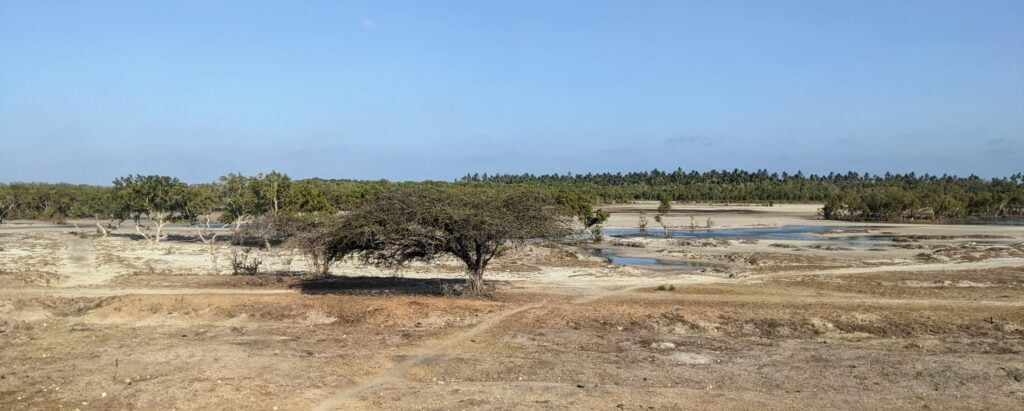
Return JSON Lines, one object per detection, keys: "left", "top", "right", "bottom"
{"left": 1, "top": 0, "right": 1022, "bottom": 184}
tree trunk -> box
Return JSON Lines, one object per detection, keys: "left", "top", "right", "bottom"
{"left": 198, "top": 229, "right": 219, "bottom": 245}
{"left": 202, "top": 215, "right": 213, "bottom": 242}
{"left": 154, "top": 219, "right": 167, "bottom": 243}
{"left": 134, "top": 222, "right": 149, "bottom": 240}
{"left": 319, "top": 254, "right": 331, "bottom": 276}
{"left": 94, "top": 217, "right": 108, "bottom": 238}
{"left": 0, "top": 204, "right": 11, "bottom": 224}
{"left": 234, "top": 219, "right": 245, "bottom": 245}
{"left": 466, "top": 267, "right": 485, "bottom": 294}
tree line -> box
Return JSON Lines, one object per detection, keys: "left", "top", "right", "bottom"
{"left": 1, "top": 168, "right": 1022, "bottom": 225}
{"left": 460, "top": 169, "right": 1024, "bottom": 222}
{"left": 0, "top": 173, "right": 328, "bottom": 228}
{"left": 0, "top": 175, "right": 586, "bottom": 294}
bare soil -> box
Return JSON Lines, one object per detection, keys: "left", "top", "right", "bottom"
{"left": 2, "top": 204, "right": 1023, "bottom": 409}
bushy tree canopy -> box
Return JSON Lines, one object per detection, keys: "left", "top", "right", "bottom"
{"left": 111, "top": 175, "right": 193, "bottom": 241}
{"left": 320, "top": 187, "right": 573, "bottom": 293}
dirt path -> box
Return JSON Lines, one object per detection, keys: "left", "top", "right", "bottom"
{"left": 312, "top": 302, "right": 543, "bottom": 410}
{"left": 751, "top": 257, "right": 1024, "bottom": 279}
{"left": 57, "top": 235, "right": 112, "bottom": 288}
{"left": 312, "top": 281, "right": 669, "bottom": 410}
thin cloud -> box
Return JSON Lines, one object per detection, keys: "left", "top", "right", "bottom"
{"left": 360, "top": 17, "right": 376, "bottom": 28}
{"left": 987, "top": 137, "right": 1015, "bottom": 146}
{"left": 664, "top": 134, "right": 717, "bottom": 148}
{"left": 597, "top": 146, "right": 636, "bottom": 155}
{"left": 985, "top": 137, "right": 1022, "bottom": 160}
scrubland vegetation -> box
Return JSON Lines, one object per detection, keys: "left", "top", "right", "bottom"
{"left": 3, "top": 175, "right": 1024, "bottom": 409}
{"left": 2, "top": 169, "right": 1022, "bottom": 226}
{"left": 1, "top": 168, "right": 1022, "bottom": 288}
{"left": 4, "top": 168, "right": 1021, "bottom": 293}
{"left": 0, "top": 173, "right": 589, "bottom": 292}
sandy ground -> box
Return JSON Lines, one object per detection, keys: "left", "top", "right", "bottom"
{"left": 1, "top": 203, "right": 1023, "bottom": 409}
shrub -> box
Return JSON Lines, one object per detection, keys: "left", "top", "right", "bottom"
{"left": 231, "top": 249, "right": 263, "bottom": 275}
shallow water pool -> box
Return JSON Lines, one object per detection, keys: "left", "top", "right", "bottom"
{"left": 591, "top": 248, "right": 716, "bottom": 270}
{"left": 605, "top": 225, "right": 877, "bottom": 241}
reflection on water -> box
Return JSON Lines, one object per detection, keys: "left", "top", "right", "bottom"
{"left": 591, "top": 248, "right": 715, "bottom": 270}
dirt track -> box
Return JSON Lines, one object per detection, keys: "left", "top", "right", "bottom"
{"left": 2, "top": 204, "right": 1023, "bottom": 409}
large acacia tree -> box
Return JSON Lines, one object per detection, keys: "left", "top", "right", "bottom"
{"left": 321, "top": 187, "right": 572, "bottom": 293}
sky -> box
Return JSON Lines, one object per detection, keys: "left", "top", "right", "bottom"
{"left": 1, "top": 0, "right": 1022, "bottom": 184}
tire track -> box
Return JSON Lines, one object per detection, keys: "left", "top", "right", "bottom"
{"left": 312, "top": 283, "right": 658, "bottom": 410}
{"left": 58, "top": 235, "right": 111, "bottom": 287}
{"left": 312, "top": 302, "right": 542, "bottom": 411}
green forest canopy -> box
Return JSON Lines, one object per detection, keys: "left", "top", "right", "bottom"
{"left": 1, "top": 168, "right": 1022, "bottom": 224}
